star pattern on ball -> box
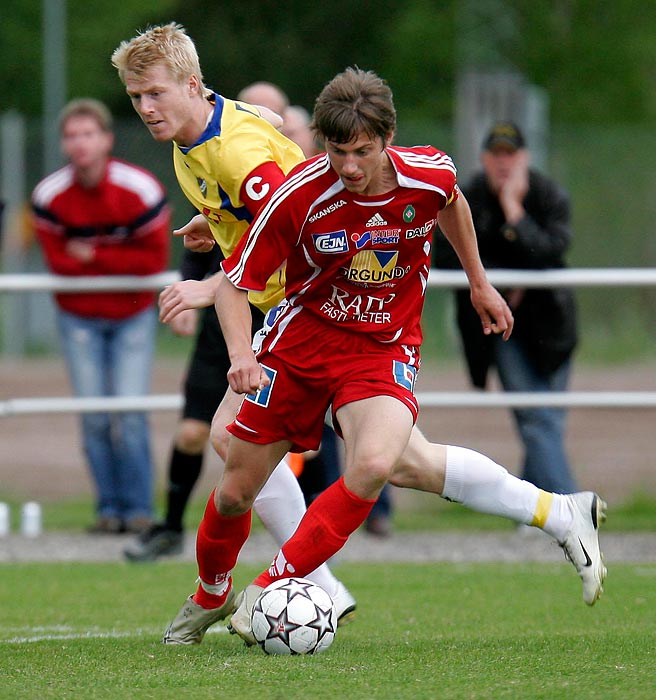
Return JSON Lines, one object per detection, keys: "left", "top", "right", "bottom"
{"left": 283, "top": 578, "right": 315, "bottom": 600}
{"left": 305, "top": 601, "right": 336, "bottom": 645}
{"left": 262, "top": 604, "right": 304, "bottom": 648}
{"left": 251, "top": 578, "right": 337, "bottom": 654}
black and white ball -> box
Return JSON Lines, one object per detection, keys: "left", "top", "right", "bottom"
{"left": 250, "top": 577, "right": 337, "bottom": 655}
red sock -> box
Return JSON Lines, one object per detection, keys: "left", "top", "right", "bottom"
{"left": 255, "top": 477, "right": 375, "bottom": 588}
{"left": 193, "top": 490, "right": 251, "bottom": 609}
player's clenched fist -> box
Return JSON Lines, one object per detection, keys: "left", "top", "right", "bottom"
{"left": 227, "top": 351, "right": 271, "bottom": 395}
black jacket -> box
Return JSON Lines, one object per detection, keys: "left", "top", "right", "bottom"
{"left": 434, "top": 169, "right": 577, "bottom": 387}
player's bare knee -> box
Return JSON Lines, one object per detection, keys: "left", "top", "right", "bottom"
{"left": 347, "top": 454, "right": 393, "bottom": 491}
{"left": 216, "top": 484, "right": 255, "bottom": 516}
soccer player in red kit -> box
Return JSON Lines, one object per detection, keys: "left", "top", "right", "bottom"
{"left": 112, "top": 23, "right": 356, "bottom": 632}
{"left": 162, "top": 67, "right": 606, "bottom": 646}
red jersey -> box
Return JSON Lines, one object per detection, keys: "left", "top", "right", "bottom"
{"left": 32, "top": 158, "right": 170, "bottom": 319}
{"left": 223, "top": 145, "right": 458, "bottom": 346}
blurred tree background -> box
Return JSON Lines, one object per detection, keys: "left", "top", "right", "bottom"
{"left": 1, "top": 0, "right": 655, "bottom": 362}
{"left": 4, "top": 1, "right": 654, "bottom": 123}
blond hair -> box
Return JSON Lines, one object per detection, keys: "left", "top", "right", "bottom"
{"left": 59, "top": 98, "right": 113, "bottom": 133}
{"left": 112, "top": 22, "right": 211, "bottom": 96}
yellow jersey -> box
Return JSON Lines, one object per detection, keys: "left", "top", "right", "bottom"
{"left": 173, "top": 94, "right": 304, "bottom": 310}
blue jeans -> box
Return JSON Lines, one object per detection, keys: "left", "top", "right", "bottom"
{"left": 56, "top": 308, "right": 156, "bottom": 520}
{"left": 493, "top": 335, "right": 578, "bottom": 494}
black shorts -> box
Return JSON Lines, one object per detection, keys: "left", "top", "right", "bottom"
{"left": 182, "top": 304, "right": 265, "bottom": 423}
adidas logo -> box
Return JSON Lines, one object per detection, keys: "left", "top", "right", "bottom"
{"left": 366, "top": 212, "right": 388, "bottom": 227}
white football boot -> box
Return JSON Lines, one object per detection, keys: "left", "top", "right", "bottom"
{"left": 332, "top": 581, "right": 357, "bottom": 626}
{"left": 228, "top": 584, "right": 263, "bottom": 646}
{"left": 559, "top": 492, "right": 607, "bottom": 605}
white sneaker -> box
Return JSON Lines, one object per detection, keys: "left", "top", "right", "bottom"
{"left": 560, "top": 492, "right": 607, "bottom": 605}
{"left": 332, "top": 581, "right": 357, "bottom": 626}
{"left": 227, "top": 584, "right": 263, "bottom": 646}
{"left": 163, "top": 588, "right": 237, "bottom": 645}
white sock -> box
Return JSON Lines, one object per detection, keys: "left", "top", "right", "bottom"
{"left": 441, "top": 445, "right": 574, "bottom": 539}
{"left": 441, "top": 445, "right": 540, "bottom": 525}
{"left": 253, "top": 455, "right": 340, "bottom": 598}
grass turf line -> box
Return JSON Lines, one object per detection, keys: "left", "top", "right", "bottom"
{"left": 0, "top": 561, "right": 654, "bottom": 700}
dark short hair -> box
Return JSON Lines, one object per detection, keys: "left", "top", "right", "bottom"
{"left": 311, "top": 67, "right": 396, "bottom": 144}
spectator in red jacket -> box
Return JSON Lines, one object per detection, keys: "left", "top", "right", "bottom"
{"left": 32, "top": 98, "right": 171, "bottom": 534}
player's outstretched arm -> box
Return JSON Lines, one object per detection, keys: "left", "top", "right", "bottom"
{"left": 214, "top": 275, "right": 270, "bottom": 395}
{"left": 438, "top": 194, "right": 514, "bottom": 340}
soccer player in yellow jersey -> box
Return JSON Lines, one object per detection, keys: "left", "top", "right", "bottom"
{"left": 113, "top": 24, "right": 606, "bottom": 646}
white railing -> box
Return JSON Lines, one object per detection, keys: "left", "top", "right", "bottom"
{"left": 2, "top": 267, "right": 656, "bottom": 292}
{"left": 2, "top": 390, "right": 656, "bottom": 418}
{"left": 0, "top": 271, "right": 180, "bottom": 292}
{"left": 1, "top": 268, "right": 655, "bottom": 417}
{"left": 429, "top": 268, "right": 656, "bottom": 288}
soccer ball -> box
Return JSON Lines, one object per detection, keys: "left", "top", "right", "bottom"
{"left": 250, "top": 577, "right": 337, "bottom": 655}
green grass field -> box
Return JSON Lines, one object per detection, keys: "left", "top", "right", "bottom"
{"left": 1, "top": 561, "right": 654, "bottom": 700}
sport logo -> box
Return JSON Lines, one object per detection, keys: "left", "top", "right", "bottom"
{"left": 320, "top": 285, "right": 395, "bottom": 324}
{"left": 245, "top": 364, "right": 277, "bottom": 408}
{"left": 365, "top": 212, "right": 387, "bottom": 227}
{"left": 393, "top": 360, "right": 417, "bottom": 392}
{"left": 343, "top": 250, "right": 407, "bottom": 284}
{"left": 268, "top": 550, "right": 296, "bottom": 578}
{"left": 405, "top": 218, "right": 437, "bottom": 239}
{"left": 312, "top": 230, "right": 349, "bottom": 254}
{"left": 351, "top": 231, "right": 371, "bottom": 249}
{"left": 308, "top": 199, "right": 347, "bottom": 222}
{"left": 351, "top": 229, "right": 401, "bottom": 249}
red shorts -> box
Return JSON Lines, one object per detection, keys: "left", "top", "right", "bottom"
{"left": 228, "top": 308, "right": 420, "bottom": 452}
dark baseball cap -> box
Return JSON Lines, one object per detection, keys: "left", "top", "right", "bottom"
{"left": 483, "top": 121, "right": 525, "bottom": 151}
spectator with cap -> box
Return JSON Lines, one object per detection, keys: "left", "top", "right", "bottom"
{"left": 434, "top": 120, "right": 579, "bottom": 494}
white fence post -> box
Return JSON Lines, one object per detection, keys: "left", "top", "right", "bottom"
{"left": 1, "top": 112, "right": 29, "bottom": 355}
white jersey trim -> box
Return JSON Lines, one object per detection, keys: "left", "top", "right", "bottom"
{"left": 32, "top": 167, "right": 75, "bottom": 207}
{"left": 108, "top": 161, "right": 164, "bottom": 207}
